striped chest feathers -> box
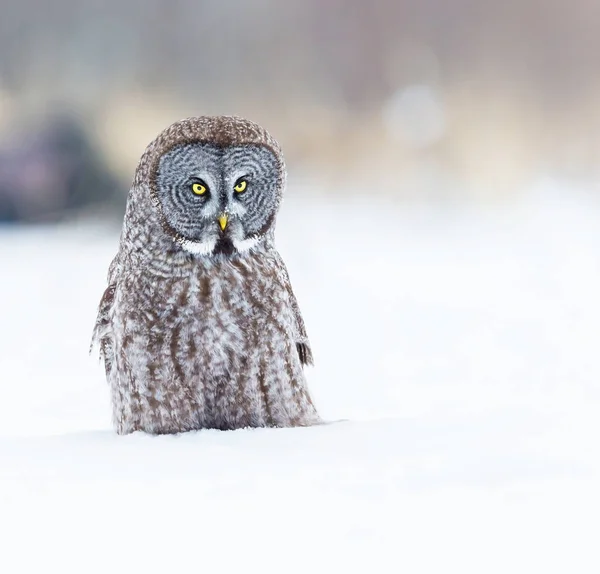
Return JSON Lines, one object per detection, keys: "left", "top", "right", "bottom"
{"left": 116, "top": 255, "right": 290, "bottom": 369}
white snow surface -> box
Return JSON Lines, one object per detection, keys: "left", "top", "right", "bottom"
{"left": 1, "top": 185, "right": 599, "bottom": 573}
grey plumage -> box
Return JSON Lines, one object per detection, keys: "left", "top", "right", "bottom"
{"left": 92, "top": 116, "right": 319, "bottom": 434}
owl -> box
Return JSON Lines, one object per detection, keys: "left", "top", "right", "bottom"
{"left": 92, "top": 116, "right": 320, "bottom": 434}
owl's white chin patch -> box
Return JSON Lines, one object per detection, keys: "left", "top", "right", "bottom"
{"left": 232, "top": 236, "right": 260, "bottom": 253}
{"left": 178, "top": 236, "right": 259, "bottom": 255}
{"left": 179, "top": 238, "right": 217, "bottom": 255}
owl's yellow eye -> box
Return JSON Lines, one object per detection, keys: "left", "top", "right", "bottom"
{"left": 191, "top": 182, "right": 207, "bottom": 195}
{"left": 234, "top": 179, "right": 247, "bottom": 193}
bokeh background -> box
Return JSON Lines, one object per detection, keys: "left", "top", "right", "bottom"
{"left": 2, "top": 0, "right": 600, "bottom": 219}
{"left": 1, "top": 3, "right": 599, "bottom": 571}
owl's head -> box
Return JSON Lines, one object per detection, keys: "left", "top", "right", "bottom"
{"left": 134, "top": 116, "right": 285, "bottom": 258}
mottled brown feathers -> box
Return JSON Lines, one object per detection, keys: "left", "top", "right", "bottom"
{"left": 92, "top": 115, "right": 319, "bottom": 434}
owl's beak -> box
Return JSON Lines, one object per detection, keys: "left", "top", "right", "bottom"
{"left": 218, "top": 213, "right": 228, "bottom": 231}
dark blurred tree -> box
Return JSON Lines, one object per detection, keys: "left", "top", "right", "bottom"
{"left": 0, "top": 115, "right": 121, "bottom": 223}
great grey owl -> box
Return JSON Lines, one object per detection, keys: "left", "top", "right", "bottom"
{"left": 92, "top": 116, "right": 320, "bottom": 434}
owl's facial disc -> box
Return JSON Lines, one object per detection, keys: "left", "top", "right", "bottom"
{"left": 155, "top": 143, "right": 281, "bottom": 257}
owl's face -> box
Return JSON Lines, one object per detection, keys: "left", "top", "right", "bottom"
{"left": 154, "top": 143, "right": 281, "bottom": 256}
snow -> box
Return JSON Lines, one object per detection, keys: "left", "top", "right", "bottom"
{"left": 1, "top": 184, "right": 599, "bottom": 573}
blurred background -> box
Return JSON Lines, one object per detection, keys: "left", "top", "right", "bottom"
{"left": 1, "top": 0, "right": 600, "bottom": 220}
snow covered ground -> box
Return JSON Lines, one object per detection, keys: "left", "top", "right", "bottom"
{"left": 0, "top": 184, "right": 599, "bottom": 573}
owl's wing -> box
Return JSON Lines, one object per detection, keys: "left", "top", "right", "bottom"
{"left": 273, "top": 252, "right": 314, "bottom": 367}
{"left": 90, "top": 256, "right": 119, "bottom": 377}
{"left": 91, "top": 283, "right": 116, "bottom": 377}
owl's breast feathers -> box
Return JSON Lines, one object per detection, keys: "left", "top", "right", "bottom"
{"left": 91, "top": 248, "right": 316, "bottom": 432}
{"left": 92, "top": 249, "right": 312, "bottom": 370}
